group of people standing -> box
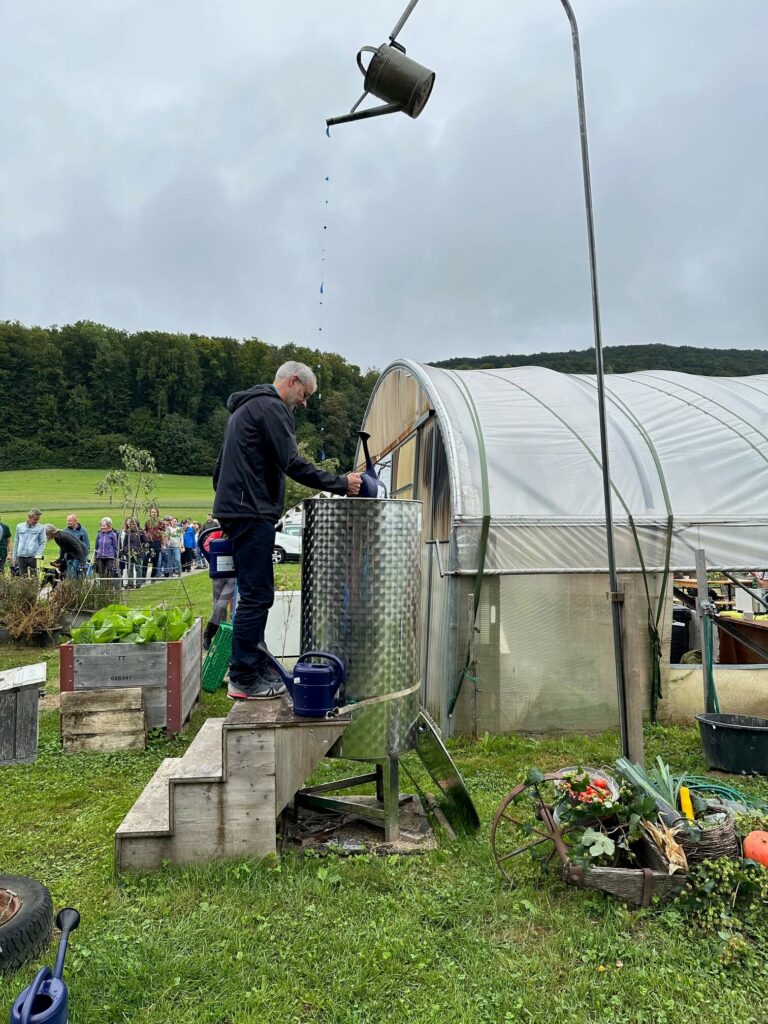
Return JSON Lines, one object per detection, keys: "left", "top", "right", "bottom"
{"left": 0, "top": 507, "right": 212, "bottom": 584}
{"left": 0, "top": 510, "right": 90, "bottom": 580}
{"left": 118, "top": 509, "right": 208, "bottom": 583}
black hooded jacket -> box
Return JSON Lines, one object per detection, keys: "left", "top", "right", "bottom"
{"left": 212, "top": 384, "right": 348, "bottom": 522}
{"left": 52, "top": 531, "right": 87, "bottom": 563}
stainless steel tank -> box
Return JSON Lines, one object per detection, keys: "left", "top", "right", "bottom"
{"left": 301, "top": 498, "right": 422, "bottom": 759}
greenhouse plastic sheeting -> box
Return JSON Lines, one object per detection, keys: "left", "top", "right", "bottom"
{"left": 387, "top": 362, "right": 768, "bottom": 572}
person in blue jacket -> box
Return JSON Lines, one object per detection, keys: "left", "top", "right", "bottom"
{"left": 13, "top": 509, "right": 46, "bottom": 577}
{"left": 181, "top": 520, "right": 197, "bottom": 573}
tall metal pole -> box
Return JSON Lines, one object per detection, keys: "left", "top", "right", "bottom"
{"left": 559, "top": 0, "right": 630, "bottom": 758}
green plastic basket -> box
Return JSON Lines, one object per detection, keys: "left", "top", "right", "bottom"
{"left": 202, "top": 622, "right": 233, "bottom": 693}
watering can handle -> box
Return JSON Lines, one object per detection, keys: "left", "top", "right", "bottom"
{"left": 297, "top": 652, "right": 346, "bottom": 685}
{"left": 356, "top": 46, "right": 378, "bottom": 76}
{"left": 19, "top": 967, "right": 52, "bottom": 1024}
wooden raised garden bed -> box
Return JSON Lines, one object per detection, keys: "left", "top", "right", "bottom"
{"left": 59, "top": 618, "right": 202, "bottom": 735}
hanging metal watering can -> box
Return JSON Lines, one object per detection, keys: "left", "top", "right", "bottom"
{"left": 10, "top": 909, "right": 80, "bottom": 1024}
{"left": 326, "top": 0, "right": 435, "bottom": 129}
{"left": 258, "top": 643, "right": 345, "bottom": 718}
{"left": 357, "top": 431, "right": 387, "bottom": 499}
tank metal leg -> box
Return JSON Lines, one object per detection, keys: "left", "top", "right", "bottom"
{"left": 296, "top": 757, "right": 401, "bottom": 840}
{"left": 380, "top": 756, "right": 400, "bottom": 842}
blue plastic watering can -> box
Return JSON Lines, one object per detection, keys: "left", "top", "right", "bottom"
{"left": 258, "top": 643, "right": 345, "bottom": 717}
{"left": 10, "top": 909, "right": 80, "bottom": 1024}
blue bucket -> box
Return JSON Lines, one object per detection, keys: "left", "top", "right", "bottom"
{"left": 207, "top": 537, "right": 236, "bottom": 580}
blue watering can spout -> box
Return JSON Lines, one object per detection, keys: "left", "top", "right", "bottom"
{"left": 256, "top": 642, "right": 294, "bottom": 695}
{"left": 52, "top": 910, "right": 79, "bottom": 981}
{"left": 357, "top": 431, "right": 387, "bottom": 499}
{"left": 11, "top": 908, "right": 80, "bottom": 1024}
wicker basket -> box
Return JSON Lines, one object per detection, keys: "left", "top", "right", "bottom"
{"left": 571, "top": 863, "right": 685, "bottom": 907}
{"left": 679, "top": 810, "right": 739, "bottom": 863}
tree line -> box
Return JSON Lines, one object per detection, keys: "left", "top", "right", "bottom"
{"left": 432, "top": 343, "right": 768, "bottom": 376}
{"left": 0, "top": 321, "right": 379, "bottom": 476}
{"left": 3, "top": 322, "right": 764, "bottom": 479}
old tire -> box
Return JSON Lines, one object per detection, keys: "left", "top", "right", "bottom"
{"left": 272, "top": 547, "right": 286, "bottom": 564}
{"left": 0, "top": 876, "right": 53, "bottom": 973}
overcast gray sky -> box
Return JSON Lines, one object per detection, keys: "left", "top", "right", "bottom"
{"left": 1, "top": 0, "right": 766, "bottom": 369}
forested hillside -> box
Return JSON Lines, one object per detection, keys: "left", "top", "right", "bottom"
{"left": 0, "top": 321, "right": 377, "bottom": 474}
{"left": 4, "top": 322, "right": 765, "bottom": 476}
{"left": 433, "top": 344, "right": 768, "bottom": 375}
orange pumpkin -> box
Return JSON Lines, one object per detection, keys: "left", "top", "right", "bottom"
{"left": 743, "top": 830, "right": 768, "bottom": 867}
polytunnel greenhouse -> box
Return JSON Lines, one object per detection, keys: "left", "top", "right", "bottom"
{"left": 355, "top": 360, "right": 768, "bottom": 736}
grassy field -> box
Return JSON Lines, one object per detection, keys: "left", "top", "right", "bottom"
{"left": 2, "top": 472, "right": 768, "bottom": 1022}
{"left": 49, "top": 565, "right": 300, "bottom": 624}
{"left": 0, "top": 468, "right": 216, "bottom": 564}
{"left": 1, "top": 674, "right": 767, "bottom": 1024}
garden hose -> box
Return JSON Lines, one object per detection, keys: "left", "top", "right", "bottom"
{"left": 673, "top": 776, "right": 768, "bottom": 811}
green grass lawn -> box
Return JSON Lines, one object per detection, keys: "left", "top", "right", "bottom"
{"left": 73, "top": 565, "right": 300, "bottom": 624}
{"left": 1, "top": 651, "right": 767, "bottom": 1024}
{"left": 0, "top": 467, "right": 300, "bottom": 623}
{"left": 2, "top": 474, "right": 768, "bottom": 1022}
{"left": 0, "top": 468, "right": 216, "bottom": 567}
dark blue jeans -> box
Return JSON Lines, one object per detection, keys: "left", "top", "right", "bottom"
{"left": 226, "top": 518, "right": 275, "bottom": 686}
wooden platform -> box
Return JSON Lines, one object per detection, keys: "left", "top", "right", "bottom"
{"left": 115, "top": 699, "right": 349, "bottom": 871}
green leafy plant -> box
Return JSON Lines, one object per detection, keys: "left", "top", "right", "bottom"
{"left": 580, "top": 828, "right": 616, "bottom": 860}
{"left": 676, "top": 857, "right": 768, "bottom": 940}
{"left": 71, "top": 604, "right": 194, "bottom": 644}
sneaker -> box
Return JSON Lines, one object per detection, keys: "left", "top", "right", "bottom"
{"left": 227, "top": 677, "right": 287, "bottom": 701}
{"left": 260, "top": 660, "right": 284, "bottom": 684}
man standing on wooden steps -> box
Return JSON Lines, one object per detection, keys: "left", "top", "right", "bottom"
{"left": 212, "top": 361, "right": 362, "bottom": 701}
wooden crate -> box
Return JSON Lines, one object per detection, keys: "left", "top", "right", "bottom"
{"left": 0, "top": 663, "right": 45, "bottom": 765}
{"left": 59, "top": 619, "right": 202, "bottom": 734}
{"left": 61, "top": 687, "right": 147, "bottom": 753}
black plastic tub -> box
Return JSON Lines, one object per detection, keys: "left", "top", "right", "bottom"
{"left": 696, "top": 713, "right": 768, "bottom": 775}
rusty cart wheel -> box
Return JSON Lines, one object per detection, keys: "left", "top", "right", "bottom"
{"left": 490, "top": 773, "right": 579, "bottom": 883}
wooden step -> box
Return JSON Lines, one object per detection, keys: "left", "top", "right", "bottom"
{"left": 171, "top": 717, "right": 224, "bottom": 783}
{"left": 115, "top": 757, "right": 178, "bottom": 871}
{"left": 116, "top": 757, "right": 177, "bottom": 839}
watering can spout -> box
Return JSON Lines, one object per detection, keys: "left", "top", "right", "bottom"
{"left": 257, "top": 642, "right": 294, "bottom": 697}
{"left": 53, "top": 909, "right": 80, "bottom": 980}
{"left": 326, "top": 102, "right": 402, "bottom": 128}
{"left": 357, "top": 431, "right": 387, "bottom": 499}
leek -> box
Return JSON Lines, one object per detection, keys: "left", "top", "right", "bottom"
{"left": 615, "top": 758, "right": 683, "bottom": 827}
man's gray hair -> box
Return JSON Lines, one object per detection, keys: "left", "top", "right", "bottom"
{"left": 274, "top": 361, "right": 317, "bottom": 392}
{"left": 44, "top": 524, "right": 57, "bottom": 537}
{"left": 28, "top": 508, "right": 42, "bottom": 517}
